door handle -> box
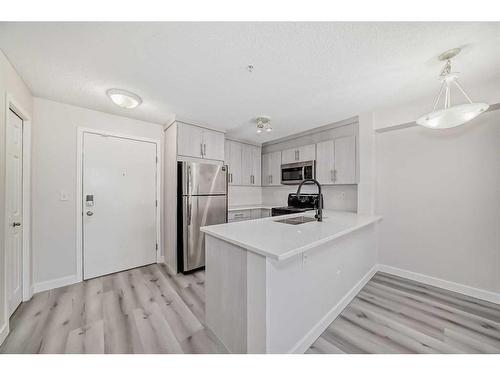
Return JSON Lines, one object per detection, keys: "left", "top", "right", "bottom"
{"left": 12, "top": 222, "right": 21, "bottom": 227}
{"left": 86, "top": 211, "right": 94, "bottom": 216}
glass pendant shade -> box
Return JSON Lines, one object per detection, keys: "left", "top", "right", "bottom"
{"left": 417, "top": 55, "right": 489, "bottom": 129}
{"left": 417, "top": 103, "right": 489, "bottom": 129}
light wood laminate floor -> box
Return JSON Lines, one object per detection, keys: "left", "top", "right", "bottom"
{"left": 3, "top": 267, "right": 499, "bottom": 354}
{"left": 307, "top": 272, "right": 500, "bottom": 354}
{"left": 0, "top": 264, "right": 227, "bottom": 354}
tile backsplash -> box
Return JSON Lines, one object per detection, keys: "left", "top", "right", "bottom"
{"left": 228, "top": 184, "right": 358, "bottom": 212}
{"left": 261, "top": 185, "right": 358, "bottom": 211}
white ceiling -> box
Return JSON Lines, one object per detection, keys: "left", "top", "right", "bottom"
{"left": 0, "top": 22, "right": 499, "bottom": 142}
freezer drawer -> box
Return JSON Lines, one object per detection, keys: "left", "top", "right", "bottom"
{"left": 181, "top": 161, "right": 227, "bottom": 196}
{"left": 183, "top": 195, "right": 227, "bottom": 272}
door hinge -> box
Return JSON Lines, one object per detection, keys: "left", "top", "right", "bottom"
{"left": 156, "top": 243, "right": 158, "bottom": 251}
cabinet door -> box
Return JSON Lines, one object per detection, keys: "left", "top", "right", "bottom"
{"left": 203, "top": 129, "right": 225, "bottom": 161}
{"left": 316, "top": 140, "right": 334, "bottom": 185}
{"left": 241, "top": 144, "right": 253, "bottom": 185}
{"left": 334, "top": 135, "right": 356, "bottom": 184}
{"left": 252, "top": 146, "right": 261, "bottom": 186}
{"left": 227, "top": 141, "right": 242, "bottom": 185}
{"left": 262, "top": 153, "right": 271, "bottom": 186}
{"left": 282, "top": 148, "right": 297, "bottom": 164}
{"left": 298, "top": 144, "right": 316, "bottom": 162}
{"left": 177, "top": 123, "right": 204, "bottom": 158}
{"left": 270, "top": 151, "right": 282, "bottom": 185}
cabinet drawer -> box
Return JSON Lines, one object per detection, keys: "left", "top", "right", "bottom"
{"left": 228, "top": 210, "right": 252, "bottom": 222}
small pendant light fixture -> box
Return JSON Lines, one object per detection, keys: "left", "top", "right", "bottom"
{"left": 256, "top": 116, "right": 272, "bottom": 133}
{"left": 416, "top": 48, "right": 489, "bottom": 129}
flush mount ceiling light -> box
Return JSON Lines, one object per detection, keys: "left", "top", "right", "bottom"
{"left": 106, "top": 88, "right": 142, "bottom": 109}
{"left": 416, "top": 48, "right": 489, "bottom": 129}
{"left": 256, "top": 116, "right": 272, "bottom": 133}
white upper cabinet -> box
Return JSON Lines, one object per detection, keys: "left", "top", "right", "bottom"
{"left": 242, "top": 143, "right": 261, "bottom": 186}
{"left": 225, "top": 140, "right": 261, "bottom": 186}
{"left": 315, "top": 135, "right": 357, "bottom": 185}
{"left": 177, "top": 123, "right": 225, "bottom": 161}
{"left": 281, "top": 144, "right": 316, "bottom": 164}
{"left": 334, "top": 135, "right": 356, "bottom": 184}
{"left": 203, "top": 129, "right": 225, "bottom": 161}
{"left": 252, "top": 145, "right": 262, "bottom": 186}
{"left": 225, "top": 140, "right": 242, "bottom": 185}
{"left": 262, "top": 151, "right": 282, "bottom": 186}
{"left": 316, "top": 140, "right": 335, "bottom": 185}
{"left": 177, "top": 123, "right": 204, "bottom": 159}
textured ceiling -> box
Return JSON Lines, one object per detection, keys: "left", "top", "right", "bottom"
{"left": 0, "top": 22, "right": 499, "bottom": 142}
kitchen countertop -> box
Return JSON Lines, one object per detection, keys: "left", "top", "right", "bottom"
{"left": 201, "top": 210, "right": 382, "bottom": 261}
{"left": 228, "top": 204, "right": 278, "bottom": 211}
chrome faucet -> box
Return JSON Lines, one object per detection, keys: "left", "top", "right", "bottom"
{"left": 296, "top": 179, "right": 323, "bottom": 222}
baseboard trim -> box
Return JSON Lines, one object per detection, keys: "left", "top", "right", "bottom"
{"left": 33, "top": 274, "right": 80, "bottom": 294}
{"left": 378, "top": 264, "right": 500, "bottom": 305}
{"left": 0, "top": 322, "right": 9, "bottom": 346}
{"left": 289, "top": 264, "right": 379, "bottom": 354}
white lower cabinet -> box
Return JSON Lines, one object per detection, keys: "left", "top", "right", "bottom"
{"left": 228, "top": 208, "right": 271, "bottom": 223}
{"left": 316, "top": 135, "right": 357, "bottom": 185}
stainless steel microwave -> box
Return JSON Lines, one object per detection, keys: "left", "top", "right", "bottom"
{"left": 281, "top": 161, "right": 315, "bottom": 185}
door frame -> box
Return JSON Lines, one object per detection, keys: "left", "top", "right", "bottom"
{"left": 76, "top": 127, "right": 162, "bottom": 282}
{"left": 3, "top": 93, "right": 33, "bottom": 313}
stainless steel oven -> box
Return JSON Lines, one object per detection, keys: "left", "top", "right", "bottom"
{"left": 280, "top": 160, "right": 315, "bottom": 185}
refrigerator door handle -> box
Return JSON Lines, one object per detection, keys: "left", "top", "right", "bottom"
{"left": 187, "top": 198, "right": 192, "bottom": 226}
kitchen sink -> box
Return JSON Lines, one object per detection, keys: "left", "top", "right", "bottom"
{"left": 274, "top": 215, "right": 317, "bottom": 225}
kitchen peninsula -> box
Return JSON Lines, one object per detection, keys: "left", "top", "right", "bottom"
{"left": 201, "top": 210, "right": 382, "bottom": 353}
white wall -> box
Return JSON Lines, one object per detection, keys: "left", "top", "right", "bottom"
{"left": 31, "top": 98, "right": 163, "bottom": 290}
{"left": 376, "top": 108, "right": 500, "bottom": 294}
{"left": 0, "top": 49, "right": 33, "bottom": 343}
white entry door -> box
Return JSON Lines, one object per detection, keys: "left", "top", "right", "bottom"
{"left": 83, "top": 133, "right": 157, "bottom": 280}
{"left": 6, "top": 109, "right": 23, "bottom": 316}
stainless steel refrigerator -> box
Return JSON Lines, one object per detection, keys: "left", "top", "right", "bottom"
{"left": 178, "top": 161, "right": 227, "bottom": 273}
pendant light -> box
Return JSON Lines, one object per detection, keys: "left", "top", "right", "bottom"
{"left": 416, "top": 48, "right": 489, "bottom": 129}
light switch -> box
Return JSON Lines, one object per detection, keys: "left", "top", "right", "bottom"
{"left": 60, "top": 190, "right": 69, "bottom": 201}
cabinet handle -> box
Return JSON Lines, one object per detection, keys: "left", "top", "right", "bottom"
{"left": 297, "top": 150, "right": 300, "bottom": 161}
{"left": 200, "top": 143, "right": 204, "bottom": 157}
{"left": 333, "top": 169, "right": 337, "bottom": 183}
{"left": 203, "top": 143, "right": 206, "bottom": 156}
{"left": 331, "top": 170, "right": 334, "bottom": 181}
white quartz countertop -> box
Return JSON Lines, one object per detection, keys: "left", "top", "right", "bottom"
{"left": 201, "top": 210, "right": 382, "bottom": 261}
{"left": 228, "top": 204, "right": 277, "bottom": 211}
